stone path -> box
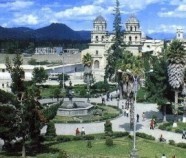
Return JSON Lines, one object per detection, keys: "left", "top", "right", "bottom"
{"left": 41, "top": 97, "right": 186, "bottom": 144}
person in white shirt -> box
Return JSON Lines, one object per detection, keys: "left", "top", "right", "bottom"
{"left": 161, "top": 154, "right": 166, "bottom": 158}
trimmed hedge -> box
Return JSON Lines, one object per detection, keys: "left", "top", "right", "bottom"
{"left": 136, "top": 132, "right": 155, "bottom": 140}
{"left": 177, "top": 142, "right": 186, "bottom": 149}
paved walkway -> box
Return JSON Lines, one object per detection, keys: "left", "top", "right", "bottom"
{"left": 41, "top": 97, "right": 186, "bottom": 144}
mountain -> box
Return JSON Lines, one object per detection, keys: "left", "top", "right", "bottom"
{"left": 0, "top": 23, "right": 91, "bottom": 41}
{"left": 147, "top": 32, "right": 175, "bottom": 40}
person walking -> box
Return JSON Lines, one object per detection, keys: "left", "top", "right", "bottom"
{"left": 76, "top": 128, "right": 80, "bottom": 136}
{"left": 126, "top": 108, "right": 129, "bottom": 117}
{"left": 81, "top": 127, "right": 85, "bottom": 136}
{"left": 182, "top": 128, "right": 186, "bottom": 139}
{"left": 142, "top": 112, "right": 145, "bottom": 121}
{"left": 136, "top": 114, "right": 139, "bottom": 122}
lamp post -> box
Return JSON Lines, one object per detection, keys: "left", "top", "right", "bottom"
{"left": 182, "top": 83, "right": 186, "bottom": 122}
{"left": 62, "top": 56, "right": 65, "bottom": 93}
{"left": 84, "top": 65, "right": 92, "bottom": 103}
{"left": 130, "top": 76, "right": 139, "bottom": 158}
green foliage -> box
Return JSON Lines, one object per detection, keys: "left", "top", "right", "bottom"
{"left": 136, "top": 132, "right": 155, "bottom": 140}
{"left": 58, "top": 73, "right": 69, "bottom": 82}
{"left": 145, "top": 56, "right": 174, "bottom": 105}
{"left": 0, "top": 89, "right": 15, "bottom": 104}
{"left": 104, "top": 120, "right": 113, "bottom": 136}
{"left": 113, "top": 0, "right": 122, "bottom": 45}
{"left": 105, "top": 136, "right": 113, "bottom": 146}
{"left": 112, "top": 132, "right": 129, "bottom": 138}
{"left": 5, "top": 53, "right": 25, "bottom": 93}
{"left": 45, "top": 122, "right": 56, "bottom": 137}
{"left": 56, "top": 135, "right": 72, "bottom": 142}
{"left": 176, "top": 142, "right": 186, "bottom": 148}
{"left": 87, "top": 140, "right": 92, "bottom": 148}
{"left": 0, "top": 105, "right": 18, "bottom": 144}
{"left": 167, "top": 39, "right": 186, "bottom": 64}
{"left": 158, "top": 122, "right": 172, "bottom": 130}
{"left": 91, "top": 81, "right": 110, "bottom": 92}
{"left": 43, "top": 103, "right": 60, "bottom": 121}
{"left": 82, "top": 53, "right": 93, "bottom": 66}
{"left": 57, "top": 150, "right": 69, "bottom": 158}
{"left": 32, "top": 67, "right": 48, "bottom": 83}
{"left": 169, "top": 140, "right": 175, "bottom": 146}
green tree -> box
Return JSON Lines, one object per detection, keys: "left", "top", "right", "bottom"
{"left": 32, "top": 67, "right": 48, "bottom": 83}
{"left": 145, "top": 56, "right": 174, "bottom": 122}
{"left": 0, "top": 104, "right": 18, "bottom": 150}
{"left": 6, "top": 54, "right": 46, "bottom": 157}
{"left": 167, "top": 40, "right": 186, "bottom": 127}
{"left": 105, "top": 0, "right": 123, "bottom": 80}
{"left": 113, "top": 0, "right": 122, "bottom": 46}
{"left": 82, "top": 53, "right": 93, "bottom": 67}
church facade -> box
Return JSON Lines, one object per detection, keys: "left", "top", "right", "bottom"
{"left": 81, "top": 15, "right": 164, "bottom": 81}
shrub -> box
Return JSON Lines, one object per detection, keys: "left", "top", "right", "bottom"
{"left": 169, "top": 140, "right": 175, "bottom": 146}
{"left": 83, "top": 135, "right": 95, "bottom": 140}
{"left": 45, "top": 122, "right": 56, "bottom": 137}
{"left": 56, "top": 136, "right": 72, "bottom": 142}
{"left": 112, "top": 132, "right": 129, "bottom": 138}
{"left": 175, "top": 128, "right": 182, "bottom": 133}
{"left": 58, "top": 150, "right": 69, "bottom": 158}
{"left": 104, "top": 120, "right": 113, "bottom": 136}
{"left": 158, "top": 122, "right": 172, "bottom": 130}
{"left": 87, "top": 140, "right": 92, "bottom": 148}
{"left": 72, "top": 136, "right": 82, "bottom": 141}
{"left": 166, "top": 127, "right": 172, "bottom": 131}
{"left": 136, "top": 132, "right": 155, "bottom": 140}
{"left": 105, "top": 136, "right": 113, "bottom": 146}
{"left": 177, "top": 143, "right": 186, "bottom": 149}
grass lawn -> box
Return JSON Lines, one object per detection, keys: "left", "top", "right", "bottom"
{"left": 35, "top": 137, "right": 186, "bottom": 158}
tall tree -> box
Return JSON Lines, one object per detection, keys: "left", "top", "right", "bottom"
{"left": 167, "top": 40, "right": 186, "bottom": 127}
{"left": 145, "top": 56, "right": 174, "bottom": 122}
{"left": 113, "top": 0, "right": 122, "bottom": 46}
{"left": 6, "top": 54, "right": 46, "bottom": 157}
{"left": 105, "top": 0, "right": 123, "bottom": 80}
{"left": 82, "top": 53, "right": 93, "bottom": 67}
{"left": 32, "top": 67, "right": 48, "bottom": 84}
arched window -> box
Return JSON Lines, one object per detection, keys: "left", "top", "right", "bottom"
{"left": 129, "top": 36, "right": 132, "bottom": 42}
{"left": 130, "top": 26, "right": 132, "bottom": 31}
{"left": 96, "top": 36, "right": 98, "bottom": 41}
{"left": 96, "top": 50, "right": 98, "bottom": 55}
{"left": 94, "top": 60, "right": 100, "bottom": 69}
{"left": 135, "top": 26, "right": 137, "bottom": 31}
{"left": 135, "top": 36, "right": 137, "bottom": 41}
{"left": 102, "top": 36, "right": 104, "bottom": 41}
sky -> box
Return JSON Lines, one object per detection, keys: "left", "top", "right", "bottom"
{"left": 1, "top": 0, "right": 186, "bottom": 34}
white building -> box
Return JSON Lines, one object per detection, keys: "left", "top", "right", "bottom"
{"left": 81, "top": 15, "right": 164, "bottom": 81}
{"left": 35, "top": 47, "right": 63, "bottom": 55}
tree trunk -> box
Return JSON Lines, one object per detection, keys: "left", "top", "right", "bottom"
{"left": 22, "top": 137, "right": 26, "bottom": 158}
{"left": 163, "top": 104, "right": 167, "bottom": 122}
{"left": 173, "top": 91, "right": 178, "bottom": 127}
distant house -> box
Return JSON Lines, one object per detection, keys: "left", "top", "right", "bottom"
{"left": 35, "top": 47, "right": 63, "bottom": 55}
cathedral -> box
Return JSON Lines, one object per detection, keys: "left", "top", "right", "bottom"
{"left": 81, "top": 15, "right": 164, "bottom": 81}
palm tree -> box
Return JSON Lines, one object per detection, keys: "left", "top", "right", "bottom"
{"left": 82, "top": 53, "right": 93, "bottom": 102}
{"left": 167, "top": 40, "right": 186, "bottom": 127}
{"left": 82, "top": 53, "right": 93, "bottom": 67}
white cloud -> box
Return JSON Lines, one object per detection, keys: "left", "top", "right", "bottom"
{"left": 0, "top": 0, "right": 34, "bottom": 10}
{"left": 55, "top": 5, "right": 104, "bottom": 19}
{"left": 158, "top": 4, "right": 186, "bottom": 18}
{"left": 147, "top": 24, "right": 185, "bottom": 33}
{"left": 13, "top": 14, "right": 38, "bottom": 25}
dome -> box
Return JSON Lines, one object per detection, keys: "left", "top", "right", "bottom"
{"left": 126, "top": 15, "right": 139, "bottom": 24}
{"left": 94, "top": 15, "right": 106, "bottom": 23}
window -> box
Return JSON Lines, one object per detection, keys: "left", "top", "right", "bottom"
{"left": 96, "top": 36, "right": 98, "bottom": 41}
{"left": 96, "top": 50, "right": 98, "bottom": 55}
{"left": 2, "top": 69, "right": 5, "bottom": 72}
{"left": 94, "top": 60, "right": 100, "bottom": 69}
{"left": 129, "top": 36, "right": 132, "bottom": 42}
{"left": 130, "top": 26, "right": 133, "bottom": 31}
{"left": 102, "top": 36, "right": 104, "bottom": 41}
